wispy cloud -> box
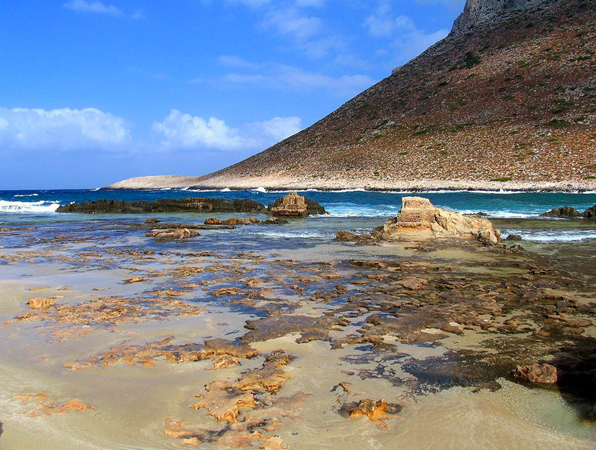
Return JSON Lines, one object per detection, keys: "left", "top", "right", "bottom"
{"left": 262, "top": 5, "right": 344, "bottom": 58}
{"left": 131, "top": 10, "right": 146, "bottom": 20}
{"left": 415, "top": 0, "right": 465, "bottom": 10}
{"left": 62, "top": 0, "right": 124, "bottom": 17}
{"left": 217, "top": 56, "right": 374, "bottom": 97}
{"left": 365, "top": 0, "right": 449, "bottom": 64}
{"left": 152, "top": 109, "right": 301, "bottom": 151}
{"left": 0, "top": 107, "right": 130, "bottom": 152}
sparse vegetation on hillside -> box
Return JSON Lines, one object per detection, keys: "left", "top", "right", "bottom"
{"left": 113, "top": 0, "right": 596, "bottom": 190}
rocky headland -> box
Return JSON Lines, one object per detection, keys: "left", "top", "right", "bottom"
{"left": 107, "top": 0, "right": 596, "bottom": 192}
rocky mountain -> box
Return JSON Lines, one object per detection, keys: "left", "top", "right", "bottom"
{"left": 108, "top": 0, "right": 596, "bottom": 191}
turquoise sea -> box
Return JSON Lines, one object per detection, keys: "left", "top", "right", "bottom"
{"left": 1, "top": 188, "right": 596, "bottom": 243}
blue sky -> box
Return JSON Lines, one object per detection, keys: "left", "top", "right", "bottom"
{"left": 0, "top": 0, "right": 464, "bottom": 189}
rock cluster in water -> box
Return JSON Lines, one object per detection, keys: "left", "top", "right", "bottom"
{"left": 541, "top": 204, "right": 596, "bottom": 220}
{"left": 57, "top": 193, "right": 327, "bottom": 218}
{"left": 56, "top": 198, "right": 267, "bottom": 214}
{"left": 338, "top": 197, "right": 501, "bottom": 245}
{"left": 267, "top": 192, "right": 327, "bottom": 217}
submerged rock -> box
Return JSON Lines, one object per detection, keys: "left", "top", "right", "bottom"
{"left": 268, "top": 192, "right": 327, "bottom": 217}
{"left": 336, "top": 230, "right": 377, "bottom": 245}
{"left": 513, "top": 363, "right": 560, "bottom": 384}
{"left": 28, "top": 297, "right": 55, "bottom": 309}
{"left": 204, "top": 216, "right": 288, "bottom": 226}
{"left": 374, "top": 197, "right": 501, "bottom": 245}
{"left": 146, "top": 228, "right": 200, "bottom": 242}
{"left": 205, "top": 217, "right": 261, "bottom": 226}
{"left": 57, "top": 198, "right": 267, "bottom": 214}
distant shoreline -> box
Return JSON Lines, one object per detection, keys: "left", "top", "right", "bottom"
{"left": 103, "top": 176, "right": 596, "bottom": 193}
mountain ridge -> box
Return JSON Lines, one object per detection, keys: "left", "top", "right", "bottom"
{"left": 107, "top": 0, "right": 596, "bottom": 191}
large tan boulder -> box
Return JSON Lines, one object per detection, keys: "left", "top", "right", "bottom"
{"left": 268, "top": 192, "right": 327, "bottom": 217}
{"left": 376, "top": 197, "right": 500, "bottom": 245}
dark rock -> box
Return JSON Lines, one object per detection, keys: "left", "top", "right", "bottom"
{"left": 204, "top": 217, "right": 261, "bottom": 225}
{"left": 541, "top": 206, "right": 581, "bottom": 218}
{"left": 263, "top": 216, "right": 289, "bottom": 225}
{"left": 267, "top": 192, "right": 327, "bottom": 217}
{"left": 57, "top": 198, "right": 266, "bottom": 214}
{"left": 582, "top": 205, "right": 596, "bottom": 220}
{"left": 142, "top": 223, "right": 236, "bottom": 230}
{"left": 145, "top": 218, "right": 161, "bottom": 224}
{"left": 506, "top": 234, "right": 522, "bottom": 241}
{"left": 336, "top": 230, "right": 377, "bottom": 244}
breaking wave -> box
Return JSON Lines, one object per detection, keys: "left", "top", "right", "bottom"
{"left": 504, "top": 229, "right": 596, "bottom": 242}
{"left": 0, "top": 200, "right": 61, "bottom": 213}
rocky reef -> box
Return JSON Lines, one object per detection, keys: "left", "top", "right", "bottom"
{"left": 56, "top": 198, "right": 267, "bottom": 214}
{"left": 57, "top": 193, "right": 328, "bottom": 218}
{"left": 542, "top": 204, "right": 596, "bottom": 220}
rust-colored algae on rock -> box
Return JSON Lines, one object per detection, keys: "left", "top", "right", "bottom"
{"left": 65, "top": 338, "right": 257, "bottom": 371}
{"left": 341, "top": 399, "right": 402, "bottom": 429}
{"left": 27, "top": 297, "right": 55, "bottom": 309}
{"left": 8, "top": 295, "right": 203, "bottom": 341}
{"left": 191, "top": 385, "right": 258, "bottom": 423}
{"left": 179, "top": 351, "right": 294, "bottom": 447}
{"left": 514, "top": 363, "right": 560, "bottom": 384}
{"left": 18, "top": 394, "right": 95, "bottom": 417}
{"left": 163, "top": 419, "right": 200, "bottom": 443}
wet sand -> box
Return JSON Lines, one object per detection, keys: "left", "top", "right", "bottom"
{"left": 0, "top": 217, "right": 595, "bottom": 449}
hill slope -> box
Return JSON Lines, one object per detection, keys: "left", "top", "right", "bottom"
{"left": 109, "top": 0, "right": 596, "bottom": 191}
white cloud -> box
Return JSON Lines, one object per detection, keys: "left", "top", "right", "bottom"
{"left": 365, "top": 0, "right": 449, "bottom": 63}
{"left": 262, "top": 6, "right": 345, "bottom": 58}
{"left": 415, "top": 0, "right": 465, "bottom": 9}
{"left": 218, "top": 59, "right": 374, "bottom": 97}
{"left": 248, "top": 116, "right": 302, "bottom": 142}
{"left": 152, "top": 109, "right": 301, "bottom": 151}
{"left": 131, "top": 10, "right": 146, "bottom": 20}
{"left": 63, "top": 0, "right": 124, "bottom": 17}
{"left": 229, "top": 0, "right": 324, "bottom": 8}
{"left": 295, "top": 0, "right": 325, "bottom": 6}
{"left": 0, "top": 107, "right": 131, "bottom": 152}
{"left": 218, "top": 55, "right": 261, "bottom": 69}
{"left": 264, "top": 7, "right": 323, "bottom": 41}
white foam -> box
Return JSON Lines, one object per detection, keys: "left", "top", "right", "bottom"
{"left": 248, "top": 230, "right": 331, "bottom": 239}
{"left": 505, "top": 229, "right": 596, "bottom": 242}
{"left": 0, "top": 200, "right": 61, "bottom": 213}
{"left": 252, "top": 187, "right": 267, "bottom": 193}
{"left": 322, "top": 204, "right": 399, "bottom": 218}
{"left": 13, "top": 193, "right": 39, "bottom": 198}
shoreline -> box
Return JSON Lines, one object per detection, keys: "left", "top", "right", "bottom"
{"left": 103, "top": 176, "right": 596, "bottom": 193}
